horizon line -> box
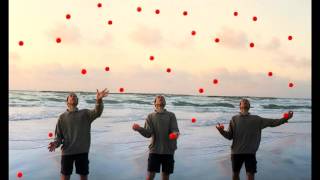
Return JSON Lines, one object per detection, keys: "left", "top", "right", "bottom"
{"left": 9, "top": 89, "right": 311, "bottom": 100}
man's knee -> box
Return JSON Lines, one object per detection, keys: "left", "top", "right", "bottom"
{"left": 147, "top": 172, "right": 156, "bottom": 180}
{"left": 246, "top": 172, "right": 255, "bottom": 180}
{"left": 80, "top": 175, "right": 88, "bottom": 180}
{"left": 61, "top": 174, "right": 70, "bottom": 180}
{"left": 233, "top": 171, "right": 240, "bottom": 176}
{"left": 161, "top": 172, "right": 170, "bottom": 180}
{"left": 232, "top": 172, "right": 240, "bottom": 180}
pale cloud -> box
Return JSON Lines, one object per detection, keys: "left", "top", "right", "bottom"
{"left": 198, "top": 68, "right": 311, "bottom": 98}
{"left": 9, "top": 63, "right": 311, "bottom": 98}
{"left": 264, "top": 37, "right": 281, "bottom": 51}
{"left": 46, "top": 23, "right": 82, "bottom": 44}
{"left": 263, "top": 51, "right": 311, "bottom": 70}
{"left": 259, "top": 37, "right": 310, "bottom": 70}
{"left": 216, "top": 26, "right": 248, "bottom": 49}
{"left": 128, "top": 25, "right": 164, "bottom": 48}
{"left": 88, "top": 33, "right": 114, "bottom": 47}
{"left": 169, "top": 37, "right": 195, "bottom": 49}
{"left": 279, "top": 56, "right": 311, "bottom": 69}
{"left": 128, "top": 24, "right": 195, "bottom": 49}
{"left": 10, "top": 63, "right": 83, "bottom": 91}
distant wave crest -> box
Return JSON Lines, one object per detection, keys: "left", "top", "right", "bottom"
{"left": 172, "top": 101, "right": 235, "bottom": 108}
{"left": 262, "top": 104, "right": 311, "bottom": 109}
{"left": 85, "top": 99, "right": 120, "bottom": 104}
{"left": 86, "top": 99, "right": 152, "bottom": 105}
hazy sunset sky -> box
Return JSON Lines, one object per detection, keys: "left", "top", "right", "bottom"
{"left": 9, "top": 0, "right": 311, "bottom": 98}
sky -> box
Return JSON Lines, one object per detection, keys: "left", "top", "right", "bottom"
{"left": 9, "top": 0, "right": 311, "bottom": 98}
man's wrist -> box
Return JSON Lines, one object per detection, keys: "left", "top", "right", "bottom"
{"left": 96, "top": 99, "right": 103, "bottom": 103}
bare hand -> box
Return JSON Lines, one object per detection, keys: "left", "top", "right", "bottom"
{"left": 287, "top": 111, "right": 294, "bottom": 120}
{"left": 48, "top": 142, "right": 57, "bottom": 152}
{"left": 216, "top": 123, "right": 224, "bottom": 131}
{"left": 174, "top": 132, "right": 180, "bottom": 139}
{"left": 96, "top": 88, "right": 109, "bottom": 101}
{"left": 132, "top": 123, "right": 141, "bottom": 131}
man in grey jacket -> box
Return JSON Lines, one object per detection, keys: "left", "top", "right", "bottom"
{"left": 48, "top": 89, "right": 109, "bottom": 180}
{"left": 132, "top": 95, "right": 180, "bottom": 180}
{"left": 216, "top": 98, "right": 293, "bottom": 180}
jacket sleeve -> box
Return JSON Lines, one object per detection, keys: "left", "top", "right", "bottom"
{"left": 219, "top": 119, "right": 234, "bottom": 140}
{"left": 88, "top": 99, "right": 104, "bottom": 123}
{"left": 137, "top": 115, "right": 153, "bottom": 138}
{"left": 54, "top": 116, "right": 63, "bottom": 148}
{"left": 259, "top": 116, "right": 288, "bottom": 129}
{"left": 169, "top": 113, "right": 179, "bottom": 133}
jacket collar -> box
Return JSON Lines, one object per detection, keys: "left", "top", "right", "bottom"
{"left": 239, "top": 112, "right": 250, "bottom": 116}
{"left": 67, "top": 107, "right": 79, "bottom": 113}
{"left": 154, "top": 109, "right": 167, "bottom": 114}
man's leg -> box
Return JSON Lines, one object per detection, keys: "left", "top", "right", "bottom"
{"left": 246, "top": 172, "right": 254, "bottom": 180}
{"left": 60, "top": 174, "right": 70, "bottom": 180}
{"left": 231, "top": 154, "right": 244, "bottom": 180}
{"left": 232, "top": 172, "right": 240, "bottom": 180}
{"left": 146, "top": 171, "right": 156, "bottom": 180}
{"left": 161, "top": 154, "right": 174, "bottom": 180}
{"left": 75, "top": 153, "right": 89, "bottom": 180}
{"left": 161, "top": 172, "right": 170, "bottom": 180}
{"left": 61, "top": 155, "right": 74, "bottom": 180}
{"left": 147, "top": 154, "right": 161, "bottom": 180}
{"left": 244, "top": 154, "right": 257, "bottom": 180}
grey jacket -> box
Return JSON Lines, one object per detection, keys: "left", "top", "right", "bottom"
{"left": 138, "top": 109, "right": 179, "bottom": 155}
{"left": 54, "top": 100, "right": 103, "bottom": 155}
{"left": 219, "top": 113, "right": 288, "bottom": 154}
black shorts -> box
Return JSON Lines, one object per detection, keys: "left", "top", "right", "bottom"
{"left": 231, "top": 154, "right": 257, "bottom": 174}
{"left": 148, "top": 153, "right": 175, "bottom": 174}
{"left": 61, "top": 153, "right": 89, "bottom": 176}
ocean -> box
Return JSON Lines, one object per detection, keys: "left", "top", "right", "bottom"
{"left": 9, "top": 90, "right": 311, "bottom": 122}
{"left": 9, "top": 90, "right": 311, "bottom": 179}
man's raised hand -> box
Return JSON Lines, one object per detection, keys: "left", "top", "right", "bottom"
{"left": 96, "top": 88, "right": 109, "bottom": 101}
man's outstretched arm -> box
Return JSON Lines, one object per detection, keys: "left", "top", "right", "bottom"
{"left": 133, "top": 117, "right": 153, "bottom": 138}
{"left": 260, "top": 111, "right": 293, "bottom": 129}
